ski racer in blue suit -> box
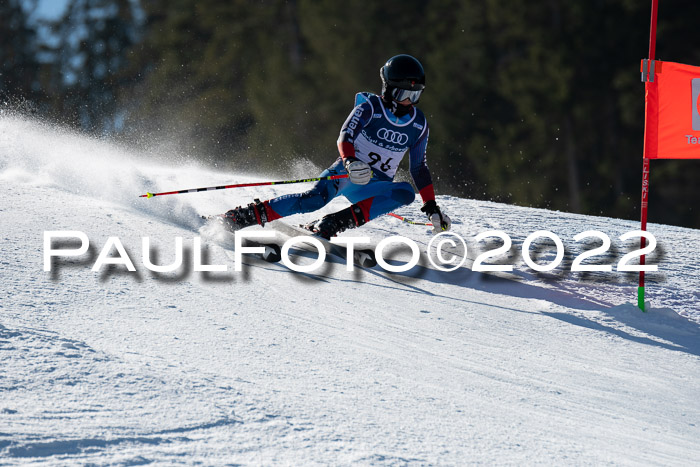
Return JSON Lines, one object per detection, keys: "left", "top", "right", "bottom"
{"left": 222, "top": 54, "right": 451, "bottom": 239}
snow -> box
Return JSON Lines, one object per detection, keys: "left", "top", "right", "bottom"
{"left": 1, "top": 114, "right": 699, "bottom": 464}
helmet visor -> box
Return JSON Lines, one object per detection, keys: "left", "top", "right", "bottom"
{"left": 391, "top": 87, "right": 423, "bottom": 104}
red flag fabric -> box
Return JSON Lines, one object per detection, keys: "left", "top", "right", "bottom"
{"left": 644, "top": 60, "right": 700, "bottom": 159}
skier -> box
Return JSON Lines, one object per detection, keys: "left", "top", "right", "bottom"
{"left": 220, "top": 54, "right": 451, "bottom": 239}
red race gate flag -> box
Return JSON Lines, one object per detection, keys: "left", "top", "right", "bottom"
{"left": 643, "top": 60, "right": 700, "bottom": 159}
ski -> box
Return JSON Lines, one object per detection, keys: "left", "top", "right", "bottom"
{"left": 269, "top": 220, "right": 377, "bottom": 269}
{"left": 201, "top": 215, "right": 282, "bottom": 263}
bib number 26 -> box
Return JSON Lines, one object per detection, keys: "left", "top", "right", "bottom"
{"left": 368, "top": 152, "right": 393, "bottom": 172}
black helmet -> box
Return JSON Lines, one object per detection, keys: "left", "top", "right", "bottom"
{"left": 380, "top": 54, "right": 425, "bottom": 104}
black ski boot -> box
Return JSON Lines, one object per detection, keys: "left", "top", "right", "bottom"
{"left": 219, "top": 199, "right": 268, "bottom": 232}
{"left": 308, "top": 204, "right": 366, "bottom": 239}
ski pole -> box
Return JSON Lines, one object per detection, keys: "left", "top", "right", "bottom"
{"left": 387, "top": 212, "right": 432, "bottom": 226}
{"left": 139, "top": 174, "right": 350, "bottom": 198}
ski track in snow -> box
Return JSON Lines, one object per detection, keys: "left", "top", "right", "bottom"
{"left": 1, "top": 115, "right": 699, "bottom": 464}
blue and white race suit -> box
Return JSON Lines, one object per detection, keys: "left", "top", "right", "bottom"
{"left": 264, "top": 92, "right": 435, "bottom": 222}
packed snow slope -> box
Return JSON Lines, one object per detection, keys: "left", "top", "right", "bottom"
{"left": 1, "top": 115, "right": 699, "bottom": 465}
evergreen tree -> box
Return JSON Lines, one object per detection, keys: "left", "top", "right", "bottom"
{"left": 0, "top": 0, "right": 43, "bottom": 107}
{"left": 41, "top": 0, "right": 142, "bottom": 131}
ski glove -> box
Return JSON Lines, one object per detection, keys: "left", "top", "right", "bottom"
{"left": 421, "top": 200, "right": 452, "bottom": 234}
{"left": 344, "top": 158, "right": 371, "bottom": 185}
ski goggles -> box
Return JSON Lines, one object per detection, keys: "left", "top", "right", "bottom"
{"left": 391, "top": 87, "right": 423, "bottom": 104}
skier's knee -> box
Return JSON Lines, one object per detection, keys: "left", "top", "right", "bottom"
{"left": 392, "top": 182, "right": 416, "bottom": 206}
{"left": 298, "top": 190, "right": 329, "bottom": 213}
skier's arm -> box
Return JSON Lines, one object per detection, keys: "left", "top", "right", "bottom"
{"left": 337, "top": 103, "right": 373, "bottom": 184}
{"left": 409, "top": 124, "right": 435, "bottom": 203}
{"left": 410, "top": 124, "right": 451, "bottom": 232}
{"left": 337, "top": 103, "right": 373, "bottom": 162}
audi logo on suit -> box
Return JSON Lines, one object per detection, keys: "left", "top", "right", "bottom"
{"left": 377, "top": 128, "right": 409, "bottom": 145}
